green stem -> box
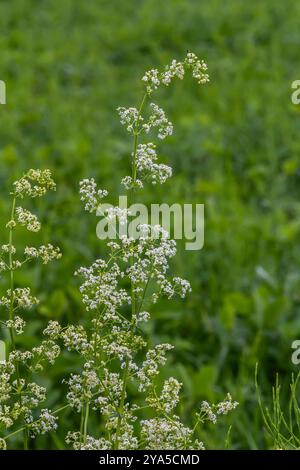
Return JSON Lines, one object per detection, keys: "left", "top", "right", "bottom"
{"left": 7, "top": 196, "right": 30, "bottom": 449}
{"left": 114, "top": 93, "right": 147, "bottom": 450}
{"left": 130, "top": 92, "right": 147, "bottom": 204}
{"left": 83, "top": 401, "right": 90, "bottom": 445}
{"left": 80, "top": 407, "right": 84, "bottom": 437}
{"left": 8, "top": 197, "right": 16, "bottom": 347}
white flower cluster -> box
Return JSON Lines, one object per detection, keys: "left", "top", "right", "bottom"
{"left": 200, "top": 400, "right": 217, "bottom": 424}
{"left": 118, "top": 102, "right": 172, "bottom": 140}
{"left": 65, "top": 371, "right": 99, "bottom": 412}
{"left": 161, "top": 59, "right": 185, "bottom": 85}
{"left": 135, "top": 143, "right": 172, "bottom": 185}
{"left": 59, "top": 53, "right": 237, "bottom": 451}
{"left": 1, "top": 244, "right": 16, "bottom": 254}
{"left": 118, "top": 103, "right": 174, "bottom": 190}
{"left": 15, "top": 207, "right": 41, "bottom": 232}
{"left": 21, "top": 382, "right": 46, "bottom": 408}
{"left": 137, "top": 344, "right": 174, "bottom": 391}
{"left": 6, "top": 316, "right": 26, "bottom": 335}
{"left": 216, "top": 393, "right": 239, "bottom": 415}
{"left": 121, "top": 225, "right": 190, "bottom": 304}
{"left": 141, "top": 69, "right": 161, "bottom": 94}
{"left": 32, "top": 340, "right": 61, "bottom": 367}
{"left": 24, "top": 244, "right": 62, "bottom": 264}
{"left": 173, "top": 277, "right": 192, "bottom": 298}
{"left": 29, "top": 409, "right": 58, "bottom": 437}
{"left": 121, "top": 176, "right": 143, "bottom": 190}
{"left": 79, "top": 178, "right": 108, "bottom": 213}
{"left": 75, "top": 259, "right": 130, "bottom": 316}
{"left": 142, "top": 52, "right": 209, "bottom": 94}
{"left": 117, "top": 107, "right": 139, "bottom": 133}
{"left": 140, "top": 417, "right": 196, "bottom": 450}
{"left": 43, "top": 320, "right": 62, "bottom": 339}
{"left": 132, "top": 310, "right": 150, "bottom": 325}
{"left": 105, "top": 206, "right": 131, "bottom": 225}
{"left": 0, "top": 169, "right": 62, "bottom": 449}
{"left": 61, "top": 325, "right": 90, "bottom": 353}
{"left": 185, "top": 52, "right": 209, "bottom": 84}
{"left": 66, "top": 432, "right": 111, "bottom": 450}
{"left": 0, "top": 352, "right": 59, "bottom": 439}
{"left": 0, "top": 260, "right": 6, "bottom": 272}
{"left": 199, "top": 394, "right": 239, "bottom": 424}
{"left": 143, "top": 103, "right": 173, "bottom": 139}
{"left": 157, "top": 377, "right": 182, "bottom": 413}
{"left": 12, "top": 169, "right": 56, "bottom": 199}
{"left": 0, "top": 288, "right": 39, "bottom": 309}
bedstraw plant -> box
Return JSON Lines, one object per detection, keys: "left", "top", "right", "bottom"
{"left": 0, "top": 54, "right": 237, "bottom": 451}
{"left": 0, "top": 170, "right": 62, "bottom": 450}
{"left": 58, "top": 52, "right": 238, "bottom": 450}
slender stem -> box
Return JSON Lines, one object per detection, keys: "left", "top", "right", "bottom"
{"left": 83, "top": 401, "right": 90, "bottom": 445}
{"left": 80, "top": 407, "right": 84, "bottom": 437}
{"left": 8, "top": 197, "right": 16, "bottom": 348}
{"left": 7, "top": 196, "right": 31, "bottom": 449}
{"left": 114, "top": 93, "right": 147, "bottom": 450}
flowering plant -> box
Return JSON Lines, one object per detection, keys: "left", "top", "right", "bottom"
{"left": 61, "top": 52, "right": 237, "bottom": 450}
{"left": 0, "top": 170, "right": 62, "bottom": 450}
{"left": 0, "top": 53, "right": 237, "bottom": 451}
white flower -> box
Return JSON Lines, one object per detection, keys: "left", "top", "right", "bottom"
{"left": 6, "top": 316, "right": 26, "bottom": 335}
{"left": 29, "top": 409, "right": 58, "bottom": 437}
{"left": 43, "top": 320, "right": 62, "bottom": 339}
{"left": 141, "top": 52, "right": 209, "bottom": 95}
{"left": 105, "top": 206, "right": 130, "bottom": 225}
{"left": 32, "top": 340, "right": 60, "bottom": 365}
{"left": 0, "top": 288, "right": 39, "bottom": 310}
{"left": 61, "top": 325, "right": 90, "bottom": 354}
{"left": 121, "top": 176, "right": 143, "bottom": 190}
{"left": 117, "top": 107, "right": 140, "bottom": 133}
{"left": 137, "top": 344, "right": 174, "bottom": 391}
{"left": 140, "top": 417, "right": 194, "bottom": 449}
{"left": 216, "top": 393, "right": 239, "bottom": 415}
{"left": 135, "top": 143, "right": 172, "bottom": 185}
{"left": 15, "top": 207, "right": 41, "bottom": 232}
{"left": 1, "top": 245, "right": 16, "bottom": 254}
{"left": 66, "top": 431, "right": 111, "bottom": 450}
{"left": 0, "top": 261, "right": 7, "bottom": 272}
{"left": 79, "top": 178, "right": 108, "bottom": 213}
{"left": 143, "top": 103, "right": 173, "bottom": 139}
{"left": 173, "top": 277, "right": 192, "bottom": 298}
{"left": 13, "top": 169, "right": 56, "bottom": 199}
{"left": 142, "top": 68, "right": 161, "bottom": 94}
{"left": 200, "top": 401, "right": 217, "bottom": 424}
{"left": 24, "top": 244, "right": 61, "bottom": 263}
{"left": 159, "top": 377, "right": 182, "bottom": 413}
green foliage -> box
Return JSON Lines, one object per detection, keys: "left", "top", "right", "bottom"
{"left": 0, "top": 0, "right": 300, "bottom": 449}
{"left": 256, "top": 366, "right": 300, "bottom": 449}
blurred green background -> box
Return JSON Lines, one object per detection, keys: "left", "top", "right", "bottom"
{"left": 1, "top": 0, "right": 300, "bottom": 449}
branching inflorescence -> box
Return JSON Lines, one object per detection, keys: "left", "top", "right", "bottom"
{"left": 0, "top": 170, "right": 62, "bottom": 450}
{"left": 0, "top": 53, "right": 237, "bottom": 451}
{"left": 62, "top": 52, "right": 237, "bottom": 450}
